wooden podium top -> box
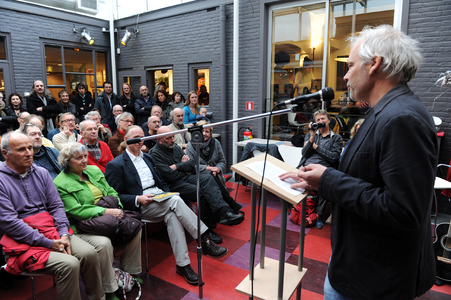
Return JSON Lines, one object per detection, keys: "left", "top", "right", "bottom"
{"left": 231, "top": 154, "right": 308, "bottom": 206}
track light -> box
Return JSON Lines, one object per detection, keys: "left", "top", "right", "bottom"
{"left": 81, "top": 30, "right": 95, "bottom": 45}
{"left": 121, "top": 30, "right": 132, "bottom": 46}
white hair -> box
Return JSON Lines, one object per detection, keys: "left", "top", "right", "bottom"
{"left": 349, "top": 25, "right": 423, "bottom": 83}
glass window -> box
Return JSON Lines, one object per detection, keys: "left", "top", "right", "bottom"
{"left": 44, "top": 45, "right": 107, "bottom": 100}
{"left": 45, "top": 45, "right": 64, "bottom": 85}
{"left": 0, "top": 37, "right": 6, "bottom": 60}
{"left": 0, "top": 69, "right": 4, "bottom": 95}
{"left": 154, "top": 69, "right": 173, "bottom": 95}
{"left": 194, "top": 68, "right": 210, "bottom": 106}
{"left": 268, "top": 0, "right": 396, "bottom": 141}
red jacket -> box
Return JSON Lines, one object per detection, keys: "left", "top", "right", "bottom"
{"left": 1, "top": 212, "right": 72, "bottom": 275}
{"left": 79, "top": 139, "right": 114, "bottom": 173}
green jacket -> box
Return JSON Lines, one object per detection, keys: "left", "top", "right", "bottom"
{"left": 54, "top": 165, "right": 122, "bottom": 233}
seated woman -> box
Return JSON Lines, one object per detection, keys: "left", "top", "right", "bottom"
{"left": 186, "top": 121, "right": 243, "bottom": 214}
{"left": 182, "top": 91, "right": 200, "bottom": 124}
{"left": 54, "top": 143, "right": 142, "bottom": 300}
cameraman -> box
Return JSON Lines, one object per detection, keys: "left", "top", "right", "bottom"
{"left": 298, "top": 110, "right": 342, "bottom": 229}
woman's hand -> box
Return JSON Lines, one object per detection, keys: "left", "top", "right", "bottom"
{"left": 206, "top": 166, "right": 221, "bottom": 176}
{"left": 105, "top": 208, "right": 124, "bottom": 219}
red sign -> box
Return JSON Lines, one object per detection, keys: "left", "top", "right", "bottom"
{"left": 246, "top": 101, "right": 254, "bottom": 111}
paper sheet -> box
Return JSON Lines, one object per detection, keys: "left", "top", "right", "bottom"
{"left": 245, "top": 161, "right": 304, "bottom": 196}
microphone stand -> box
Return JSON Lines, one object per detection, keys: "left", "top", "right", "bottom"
{"left": 126, "top": 106, "right": 299, "bottom": 299}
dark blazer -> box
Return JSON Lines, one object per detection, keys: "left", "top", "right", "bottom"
{"left": 71, "top": 93, "right": 94, "bottom": 118}
{"left": 320, "top": 83, "right": 437, "bottom": 299}
{"left": 94, "top": 92, "right": 118, "bottom": 124}
{"left": 105, "top": 151, "right": 169, "bottom": 211}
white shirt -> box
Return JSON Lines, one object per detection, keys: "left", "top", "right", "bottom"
{"left": 126, "top": 148, "right": 155, "bottom": 207}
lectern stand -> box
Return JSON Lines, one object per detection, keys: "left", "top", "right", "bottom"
{"left": 232, "top": 154, "right": 309, "bottom": 300}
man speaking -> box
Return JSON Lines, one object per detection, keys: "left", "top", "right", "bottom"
{"left": 281, "top": 25, "right": 437, "bottom": 299}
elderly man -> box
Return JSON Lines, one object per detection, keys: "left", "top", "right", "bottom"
{"left": 16, "top": 111, "right": 30, "bottom": 131}
{"left": 94, "top": 81, "right": 118, "bottom": 124}
{"left": 297, "top": 109, "right": 343, "bottom": 229}
{"left": 23, "top": 114, "right": 54, "bottom": 148}
{"left": 23, "top": 123, "right": 61, "bottom": 179}
{"left": 135, "top": 85, "right": 155, "bottom": 126}
{"left": 168, "top": 108, "right": 191, "bottom": 150}
{"left": 142, "top": 115, "right": 160, "bottom": 152}
{"left": 151, "top": 126, "right": 244, "bottom": 233}
{"left": 108, "top": 104, "right": 123, "bottom": 134}
{"left": 151, "top": 105, "right": 170, "bottom": 126}
{"left": 108, "top": 112, "right": 134, "bottom": 157}
{"left": 0, "top": 132, "right": 104, "bottom": 300}
{"left": 26, "top": 80, "right": 61, "bottom": 136}
{"left": 52, "top": 113, "right": 81, "bottom": 151}
{"left": 79, "top": 119, "right": 114, "bottom": 173}
{"left": 85, "top": 110, "right": 112, "bottom": 143}
{"left": 281, "top": 25, "right": 437, "bottom": 300}
{"left": 105, "top": 125, "right": 227, "bottom": 285}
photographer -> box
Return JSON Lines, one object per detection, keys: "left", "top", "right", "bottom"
{"left": 297, "top": 109, "right": 342, "bottom": 228}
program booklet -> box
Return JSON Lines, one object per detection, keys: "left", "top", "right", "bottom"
{"left": 152, "top": 192, "right": 180, "bottom": 202}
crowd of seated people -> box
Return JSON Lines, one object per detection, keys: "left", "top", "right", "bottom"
{"left": 0, "top": 80, "right": 245, "bottom": 299}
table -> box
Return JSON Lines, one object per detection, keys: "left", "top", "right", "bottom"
{"left": 435, "top": 177, "right": 451, "bottom": 189}
{"left": 236, "top": 138, "right": 292, "bottom": 147}
{"left": 232, "top": 154, "right": 308, "bottom": 300}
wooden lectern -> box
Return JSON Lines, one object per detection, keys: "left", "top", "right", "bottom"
{"left": 232, "top": 154, "right": 309, "bottom": 300}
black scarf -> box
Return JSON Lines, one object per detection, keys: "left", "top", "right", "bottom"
{"left": 199, "top": 138, "right": 215, "bottom": 164}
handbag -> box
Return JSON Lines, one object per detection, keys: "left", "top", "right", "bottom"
{"left": 114, "top": 268, "right": 141, "bottom": 300}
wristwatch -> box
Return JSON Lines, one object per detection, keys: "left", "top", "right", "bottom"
{"left": 61, "top": 233, "right": 71, "bottom": 240}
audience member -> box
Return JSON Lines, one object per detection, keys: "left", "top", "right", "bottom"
{"left": 135, "top": 85, "right": 155, "bottom": 126}
{"left": 151, "top": 105, "right": 170, "bottom": 126}
{"left": 47, "top": 114, "right": 79, "bottom": 142}
{"left": 79, "top": 120, "right": 114, "bottom": 172}
{"left": 186, "top": 122, "right": 242, "bottom": 214}
{"left": 94, "top": 81, "right": 118, "bottom": 124}
{"left": 71, "top": 82, "right": 94, "bottom": 120}
{"left": 54, "top": 143, "right": 142, "bottom": 299}
{"left": 0, "top": 132, "right": 104, "bottom": 300}
{"left": 155, "top": 90, "right": 172, "bottom": 121}
{"left": 16, "top": 112, "right": 30, "bottom": 131}
{"left": 85, "top": 110, "right": 112, "bottom": 143}
{"left": 105, "top": 125, "right": 227, "bottom": 285}
{"left": 150, "top": 126, "right": 244, "bottom": 235}
{"left": 108, "top": 105, "right": 123, "bottom": 134}
{"left": 296, "top": 109, "right": 343, "bottom": 229}
{"left": 168, "top": 91, "right": 185, "bottom": 110}
{"left": 196, "top": 107, "right": 210, "bottom": 123}
{"left": 183, "top": 91, "right": 200, "bottom": 124}
{"left": 0, "top": 93, "right": 19, "bottom": 135}
{"left": 7, "top": 93, "right": 27, "bottom": 117}
{"left": 108, "top": 112, "right": 134, "bottom": 157}
{"left": 119, "top": 83, "right": 137, "bottom": 120}
{"left": 23, "top": 123, "right": 61, "bottom": 179}
{"left": 168, "top": 108, "right": 191, "bottom": 150}
{"left": 56, "top": 90, "right": 78, "bottom": 121}
{"left": 23, "top": 114, "right": 55, "bottom": 148}
{"left": 198, "top": 85, "right": 209, "bottom": 105}
{"left": 143, "top": 115, "right": 160, "bottom": 152}
{"left": 26, "top": 80, "right": 61, "bottom": 136}
{"left": 53, "top": 113, "right": 81, "bottom": 151}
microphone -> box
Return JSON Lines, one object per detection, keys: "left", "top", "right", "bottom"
{"left": 275, "top": 87, "right": 335, "bottom": 107}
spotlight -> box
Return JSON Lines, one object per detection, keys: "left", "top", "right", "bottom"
{"left": 81, "top": 30, "right": 95, "bottom": 45}
{"left": 121, "top": 30, "right": 132, "bottom": 46}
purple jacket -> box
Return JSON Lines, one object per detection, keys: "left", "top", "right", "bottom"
{"left": 0, "top": 162, "right": 70, "bottom": 249}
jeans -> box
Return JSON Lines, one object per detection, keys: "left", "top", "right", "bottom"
{"left": 324, "top": 273, "right": 354, "bottom": 300}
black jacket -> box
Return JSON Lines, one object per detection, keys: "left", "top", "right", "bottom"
{"left": 94, "top": 92, "right": 118, "bottom": 124}
{"left": 71, "top": 93, "right": 94, "bottom": 118}
{"left": 134, "top": 96, "right": 155, "bottom": 126}
{"left": 320, "top": 83, "right": 437, "bottom": 299}
{"left": 26, "top": 93, "right": 61, "bottom": 121}
{"left": 105, "top": 151, "right": 169, "bottom": 211}
{"left": 0, "top": 105, "right": 19, "bottom": 135}
{"left": 119, "top": 93, "right": 137, "bottom": 120}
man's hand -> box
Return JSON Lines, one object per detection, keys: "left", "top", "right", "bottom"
{"left": 104, "top": 208, "right": 124, "bottom": 219}
{"left": 137, "top": 194, "right": 154, "bottom": 206}
{"left": 36, "top": 107, "right": 43, "bottom": 112}
{"left": 169, "top": 164, "right": 177, "bottom": 170}
{"left": 296, "top": 164, "right": 327, "bottom": 190}
{"left": 97, "top": 123, "right": 107, "bottom": 133}
{"left": 63, "top": 125, "right": 71, "bottom": 137}
{"left": 141, "top": 145, "right": 148, "bottom": 152}
{"left": 206, "top": 166, "right": 221, "bottom": 176}
{"left": 181, "top": 155, "right": 190, "bottom": 162}
{"left": 51, "top": 238, "right": 71, "bottom": 255}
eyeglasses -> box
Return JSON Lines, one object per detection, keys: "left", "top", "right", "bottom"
{"left": 61, "top": 119, "right": 76, "bottom": 123}
{"left": 28, "top": 132, "right": 43, "bottom": 137}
